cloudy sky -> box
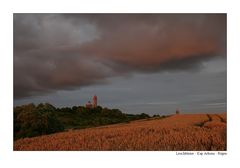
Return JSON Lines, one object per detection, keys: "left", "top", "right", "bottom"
{"left": 14, "top": 14, "right": 226, "bottom": 115}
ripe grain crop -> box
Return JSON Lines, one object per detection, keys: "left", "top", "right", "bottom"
{"left": 14, "top": 113, "right": 226, "bottom": 151}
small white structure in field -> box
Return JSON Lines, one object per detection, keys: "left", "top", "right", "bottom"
{"left": 176, "top": 108, "right": 180, "bottom": 115}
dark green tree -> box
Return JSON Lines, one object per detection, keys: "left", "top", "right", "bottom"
{"left": 14, "top": 103, "right": 64, "bottom": 139}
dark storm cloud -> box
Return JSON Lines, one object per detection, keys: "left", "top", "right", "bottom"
{"left": 14, "top": 14, "right": 226, "bottom": 98}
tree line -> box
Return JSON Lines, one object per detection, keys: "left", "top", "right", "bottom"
{"left": 14, "top": 103, "right": 165, "bottom": 140}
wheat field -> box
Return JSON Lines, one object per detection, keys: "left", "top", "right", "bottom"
{"left": 14, "top": 113, "right": 226, "bottom": 151}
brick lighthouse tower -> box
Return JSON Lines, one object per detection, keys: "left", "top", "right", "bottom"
{"left": 93, "top": 95, "right": 97, "bottom": 108}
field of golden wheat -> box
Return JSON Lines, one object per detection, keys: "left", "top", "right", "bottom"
{"left": 14, "top": 113, "right": 226, "bottom": 151}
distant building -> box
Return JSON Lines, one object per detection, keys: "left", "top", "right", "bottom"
{"left": 85, "top": 95, "right": 98, "bottom": 108}
{"left": 86, "top": 101, "right": 92, "bottom": 108}
{"left": 176, "top": 108, "right": 180, "bottom": 114}
{"left": 93, "top": 95, "right": 97, "bottom": 108}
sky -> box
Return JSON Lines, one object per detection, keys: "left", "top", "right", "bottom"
{"left": 14, "top": 14, "right": 226, "bottom": 115}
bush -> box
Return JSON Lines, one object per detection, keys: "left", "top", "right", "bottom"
{"left": 14, "top": 103, "right": 64, "bottom": 139}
